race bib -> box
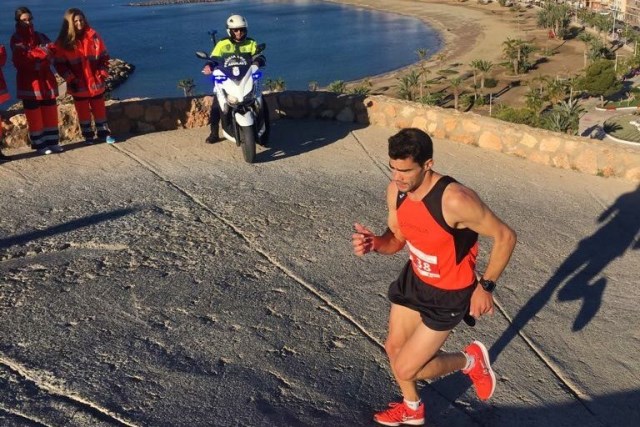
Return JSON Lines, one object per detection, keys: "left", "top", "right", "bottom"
{"left": 407, "top": 241, "right": 441, "bottom": 278}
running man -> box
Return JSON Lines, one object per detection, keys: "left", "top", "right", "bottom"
{"left": 352, "top": 128, "right": 516, "bottom": 426}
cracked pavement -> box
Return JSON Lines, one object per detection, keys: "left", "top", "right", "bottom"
{"left": 1, "top": 120, "right": 638, "bottom": 426}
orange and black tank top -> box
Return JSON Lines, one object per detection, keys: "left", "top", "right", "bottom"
{"left": 397, "top": 176, "right": 478, "bottom": 290}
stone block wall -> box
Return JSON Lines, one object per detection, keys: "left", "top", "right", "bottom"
{"left": 2, "top": 91, "right": 639, "bottom": 181}
{"left": 362, "top": 96, "right": 640, "bottom": 181}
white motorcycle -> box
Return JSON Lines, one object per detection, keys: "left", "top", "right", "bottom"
{"left": 196, "top": 46, "right": 269, "bottom": 163}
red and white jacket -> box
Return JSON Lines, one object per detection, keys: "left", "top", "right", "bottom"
{"left": 54, "top": 26, "right": 109, "bottom": 98}
{"left": 0, "top": 45, "right": 10, "bottom": 104}
{"left": 10, "top": 23, "right": 58, "bottom": 101}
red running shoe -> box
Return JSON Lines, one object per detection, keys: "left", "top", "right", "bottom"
{"left": 374, "top": 401, "right": 425, "bottom": 426}
{"left": 463, "top": 340, "right": 496, "bottom": 401}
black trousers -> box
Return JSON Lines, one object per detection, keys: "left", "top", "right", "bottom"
{"left": 209, "top": 99, "right": 221, "bottom": 136}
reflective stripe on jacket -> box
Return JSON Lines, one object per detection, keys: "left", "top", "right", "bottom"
{"left": 54, "top": 27, "right": 110, "bottom": 98}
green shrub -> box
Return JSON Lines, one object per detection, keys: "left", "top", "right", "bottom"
{"left": 460, "top": 94, "right": 475, "bottom": 109}
{"left": 493, "top": 105, "right": 539, "bottom": 126}
{"left": 419, "top": 92, "right": 444, "bottom": 106}
{"left": 348, "top": 85, "right": 371, "bottom": 96}
{"left": 327, "top": 80, "right": 347, "bottom": 94}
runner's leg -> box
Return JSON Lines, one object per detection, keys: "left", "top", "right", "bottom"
{"left": 384, "top": 304, "right": 425, "bottom": 401}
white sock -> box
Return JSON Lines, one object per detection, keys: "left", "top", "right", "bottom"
{"left": 404, "top": 398, "right": 421, "bottom": 411}
{"left": 462, "top": 351, "right": 475, "bottom": 371}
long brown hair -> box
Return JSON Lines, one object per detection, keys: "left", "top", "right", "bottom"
{"left": 56, "top": 8, "right": 89, "bottom": 50}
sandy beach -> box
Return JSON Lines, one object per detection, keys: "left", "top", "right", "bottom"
{"left": 324, "top": 0, "right": 531, "bottom": 93}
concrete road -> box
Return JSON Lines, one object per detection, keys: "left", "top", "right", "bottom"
{"left": 1, "top": 120, "right": 638, "bottom": 426}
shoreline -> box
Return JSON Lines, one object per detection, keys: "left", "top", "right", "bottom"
{"left": 322, "top": 0, "right": 527, "bottom": 92}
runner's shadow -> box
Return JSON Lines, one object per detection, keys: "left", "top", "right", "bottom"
{"left": 491, "top": 184, "right": 640, "bottom": 362}
{"left": 420, "top": 185, "right": 640, "bottom": 420}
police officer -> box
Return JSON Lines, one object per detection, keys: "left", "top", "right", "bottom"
{"left": 202, "top": 15, "right": 266, "bottom": 144}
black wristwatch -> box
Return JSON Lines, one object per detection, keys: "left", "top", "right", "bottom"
{"left": 479, "top": 278, "right": 496, "bottom": 293}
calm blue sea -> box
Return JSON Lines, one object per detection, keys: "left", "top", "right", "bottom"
{"left": 0, "top": 0, "right": 441, "bottom": 99}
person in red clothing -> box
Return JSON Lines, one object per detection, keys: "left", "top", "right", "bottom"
{"left": 0, "top": 44, "right": 11, "bottom": 162}
{"left": 352, "top": 128, "right": 516, "bottom": 426}
{"left": 54, "top": 8, "right": 114, "bottom": 145}
{"left": 10, "top": 6, "right": 62, "bottom": 155}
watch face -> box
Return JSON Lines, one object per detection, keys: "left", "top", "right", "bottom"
{"left": 481, "top": 279, "right": 496, "bottom": 292}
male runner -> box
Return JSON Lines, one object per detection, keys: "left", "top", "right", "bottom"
{"left": 352, "top": 128, "right": 516, "bottom": 426}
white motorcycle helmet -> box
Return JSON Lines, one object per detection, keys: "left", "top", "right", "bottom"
{"left": 226, "top": 14, "right": 248, "bottom": 40}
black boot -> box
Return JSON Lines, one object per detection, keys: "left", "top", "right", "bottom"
{"left": 205, "top": 132, "right": 222, "bottom": 144}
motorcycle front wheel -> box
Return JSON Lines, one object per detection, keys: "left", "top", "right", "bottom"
{"left": 239, "top": 125, "right": 257, "bottom": 163}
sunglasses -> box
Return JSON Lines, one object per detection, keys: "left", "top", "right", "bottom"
{"left": 231, "top": 28, "right": 246, "bottom": 33}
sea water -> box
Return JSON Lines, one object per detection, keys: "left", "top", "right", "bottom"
{"left": 0, "top": 0, "right": 441, "bottom": 99}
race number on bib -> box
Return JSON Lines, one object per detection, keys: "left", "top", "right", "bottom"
{"left": 407, "top": 241, "right": 441, "bottom": 278}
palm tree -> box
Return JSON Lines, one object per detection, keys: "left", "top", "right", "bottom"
{"left": 177, "top": 78, "right": 195, "bottom": 97}
{"left": 435, "top": 52, "right": 447, "bottom": 64}
{"left": 559, "top": 98, "right": 585, "bottom": 121}
{"left": 397, "top": 70, "right": 421, "bottom": 101}
{"left": 566, "top": 76, "right": 581, "bottom": 104}
{"left": 416, "top": 48, "right": 429, "bottom": 61}
{"left": 547, "top": 78, "right": 568, "bottom": 105}
{"left": 524, "top": 86, "right": 545, "bottom": 113}
{"left": 419, "top": 68, "right": 432, "bottom": 99}
{"left": 449, "top": 77, "right": 464, "bottom": 111}
{"left": 548, "top": 99, "right": 586, "bottom": 134}
{"left": 328, "top": 80, "right": 346, "bottom": 94}
{"left": 469, "top": 59, "right": 482, "bottom": 88}
{"left": 578, "top": 32, "right": 596, "bottom": 67}
{"left": 593, "top": 13, "right": 612, "bottom": 43}
{"left": 416, "top": 48, "right": 431, "bottom": 99}
{"left": 476, "top": 60, "right": 494, "bottom": 91}
{"left": 536, "top": 3, "right": 571, "bottom": 40}
{"left": 502, "top": 38, "right": 535, "bottom": 75}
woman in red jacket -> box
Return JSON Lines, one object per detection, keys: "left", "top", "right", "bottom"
{"left": 54, "top": 8, "right": 114, "bottom": 144}
{"left": 0, "top": 44, "right": 11, "bottom": 162}
{"left": 10, "top": 6, "right": 62, "bottom": 155}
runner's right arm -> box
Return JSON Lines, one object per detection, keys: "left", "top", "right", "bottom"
{"left": 352, "top": 182, "right": 406, "bottom": 256}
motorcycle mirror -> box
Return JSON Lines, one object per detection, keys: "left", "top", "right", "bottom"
{"left": 195, "top": 51, "right": 209, "bottom": 59}
{"left": 207, "top": 30, "right": 218, "bottom": 44}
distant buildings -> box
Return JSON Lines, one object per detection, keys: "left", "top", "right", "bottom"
{"left": 577, "top": 0, "right": 640, "bottom": 27}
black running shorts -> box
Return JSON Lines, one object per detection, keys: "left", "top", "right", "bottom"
{"left": 388, "top": 261, "right": 476, "bottom": 331}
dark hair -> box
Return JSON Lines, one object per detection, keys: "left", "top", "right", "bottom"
{"left": 388, "top": 128, "right": 433, "bottom": 165}
{"left": 15, "top": 6, "right": 32, "bottom": 22}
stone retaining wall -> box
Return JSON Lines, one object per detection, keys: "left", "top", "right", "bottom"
{"left": 2, "top": 91, "right": 639, "bottom": 181}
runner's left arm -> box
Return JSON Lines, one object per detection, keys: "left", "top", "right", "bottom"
{"left": 445, "top": 184, "right": 517, "bottom": 317}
